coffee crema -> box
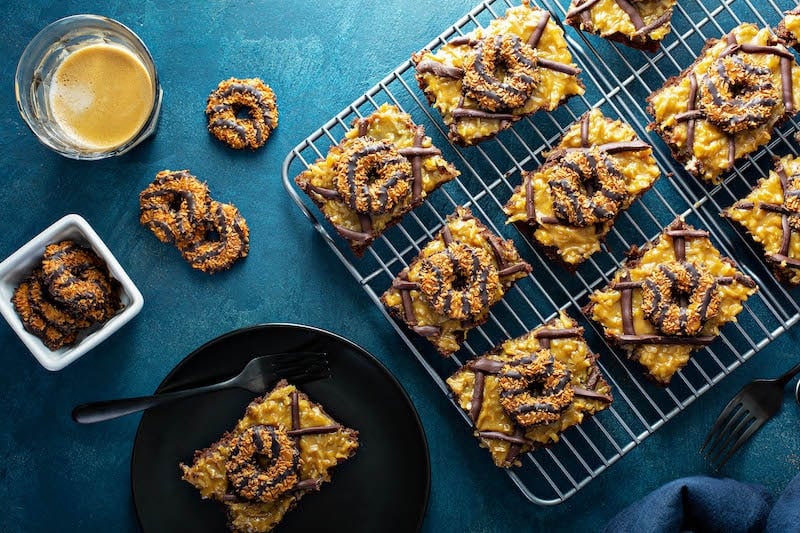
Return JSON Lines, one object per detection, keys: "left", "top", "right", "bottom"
{"left": 48, "top": 43, "right": 155, "bottom": 151}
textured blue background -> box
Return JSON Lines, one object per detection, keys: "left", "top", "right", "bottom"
{"left": 1, "top": 1, "right": 799, "bottom": 532}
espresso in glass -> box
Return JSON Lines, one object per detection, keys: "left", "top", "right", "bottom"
{"left": 16, "top": 15, "right": 162, "bottom": 160}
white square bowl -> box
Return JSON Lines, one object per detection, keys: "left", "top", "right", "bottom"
{"left": 0, "top": 214, "right": 143, "bottom": 371}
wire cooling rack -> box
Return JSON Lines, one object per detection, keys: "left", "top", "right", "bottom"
{"left": 282, "top": 0, "right": 800, "bottom": 505}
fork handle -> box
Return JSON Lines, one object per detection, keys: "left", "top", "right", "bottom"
{"left": 776, "top": 361, "right": 800, "bottom": 387}
{"left": 71, "top": 379, "right": 233, "bottom": 424}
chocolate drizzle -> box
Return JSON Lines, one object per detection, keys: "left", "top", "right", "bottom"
{"left": 675, "top": 30, "right": 796, "bottom": 174}
{"left": 734, "top": 158, "right": 800, "bottom": 268}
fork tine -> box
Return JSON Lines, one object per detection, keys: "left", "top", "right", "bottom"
{"left": 701, "top": 399, "right": 744, "bottom": 452}
{"left": 700, "top": 393, "right": 745, "bottom": 450}
{"left": 710, "top": 418, "right": 765, "bottom": 470}
{"left": 274, "top": 359, "right": 331, "bottom": 384}
{"left": 706, "top": 409, "right": 754, "bottom": 460}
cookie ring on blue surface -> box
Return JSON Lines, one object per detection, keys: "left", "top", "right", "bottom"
{"left": 206, "top": 77, "right": 278, "bottom": 150}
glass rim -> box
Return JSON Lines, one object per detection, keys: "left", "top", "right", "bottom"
{"left": 14, "top": 13, "right": 162, "bottom": 160}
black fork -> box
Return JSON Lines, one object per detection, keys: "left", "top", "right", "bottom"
{"left": 701, "top": 361, "right": 800, "bottom": 469}
{"left": 72, "top": 351, "right": 330, "bottom": 424}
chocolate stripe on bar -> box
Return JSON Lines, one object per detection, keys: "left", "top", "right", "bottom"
{"left": 534, "top": 327, "right": 582, "bottom": 339}
{"left": 477, "top": 430, "right": 531, "bottom": 445}
{"left": 525, "top": 174, "right": 535, "bottom": 222}
{"left": 396, "top": 146, "right": 441, "bottom": 158}
{"left": 504, "top": 427, "right": 526, "bottom": 465}
{"left": 498, "top": 263, "right": 529, "bottom": 276}
{"left": 620, "top": 272, "right": 636, "bottom": 336}
{"left": 415, "top": 59, "right": 464, "bottom": 79}
{"left": 633, "top": 11, "right": 673, "bottom": 37}
{"left": 768, "top": 253, "right": 800, "bottom": 268}
{"left": 572, "top": 386, "right": 613, "bottom": 402}
{"left": 782, "top": 56, "right": 794, "bottom": 114}
{"left": 563, "top": 140, "right": 651, "bottom": 154}
{"left": 451, "top": 108, "right": 517, "bottom": 120}
{"left": 287, "top": 425, "right": 341, "bottom": 437}
{"left": 527, "top": 11, "right": 550, "bottom": 48}
{"left": 306, "top": 184, "right": 340, "bottom": 200}
{"left": 613, "top": 280, "right": 643, "bottom": 290}
{"left": 412, "top": 325, "right": 441, "bottom": 336}
{"left": 291, "top": 391, "right": 300, "bottom": 430}
{"left": 441, "top": 224, "right": 454, "bottom": 246}
{"left": 581, "top": 113, "right": 590, "bottom": 147}
{"left": 614, "top": 0, "right": 645, "bottom": 31}
{"left": 392, "top": 279, "right": 419, "bottom": 290}
{"left": 539, "top": 215, "right": 561, "bottom": 224}
{"left": 777, "top": 160, "right": 794, "bottom": 257}
{"left": 537, "top": 58, "right": 581, "bottom": 76}
{"left": 334, "top": 224, "right": 372, "bottom": 242}
{"left": 448, "top": 35, "right": 477, "bottom": 47}
{"left": 469, "top": 370, "right": 485, "bottom": 423}
{"left": 565, "top": 0, "right": 602, "bottom": 19}
{"left": 665, "top": 228, "right": 709, "bottom": 238}
{"left": 686, "top": 74, "right": 699, "bottom": 150}
{"left": 615, "top": 334, "right": 716, "bottom": 345}
{"left": 469, "top": 357, "right": 504, "bottom": 374}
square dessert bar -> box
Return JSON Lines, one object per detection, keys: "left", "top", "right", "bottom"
{"left": 446, "top": 312, "right": 612, "bottom": 468}
{"left": 584, "top": 218, "right": 757, "bottom": 386}
{"left": 381, "top": 206, "right": 531, "bottom": 356}
{"left": 777, "top": 7, "right": 800, "bottom": 52}
{"left": 503, "top": 108, "right": 661, "bottom": 270}
{"left": 180, "top": 380, "right": 359, "bottom": 533}
{"left": 294, "top": 103, "right": 459, "bottom": 256}
{"left": 724, "top": 154, "right": 800, "bottom": 287}
{"left": 646, "top": 23, "right": 800, "bottom": 184}
{"left": 565, "top": 0, "right": 677, "bottom": 52}
{"left": 411, "top": 1, "right": 584, "bottom": 147}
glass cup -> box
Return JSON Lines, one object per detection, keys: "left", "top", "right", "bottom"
{"left": 15, "top": 14, "right": 163, "bottom": 160}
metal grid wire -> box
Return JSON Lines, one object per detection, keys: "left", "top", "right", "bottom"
{"left": 281, "top": 0, "right": 800, "bottom": 505}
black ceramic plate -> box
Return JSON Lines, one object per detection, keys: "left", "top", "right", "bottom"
{"left": 130, "top": 324, "right": 430, "bottom": 533}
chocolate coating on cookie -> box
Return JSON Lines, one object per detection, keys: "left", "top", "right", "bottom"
{"left": 41, "top": 240, "right": 121, "bottom": 323}
{"left": 179, "top": 201, "right": 250, "bottom": 274}
{"left": 139, "top": 169, "right": 211, "bottom": 244}
{"left": 206, "top": 77, "right": 278, "bottom": 150}
{"left": 332, "top": 136, "right": 413, "bottom": 215}
{"left": 498, "top": 349, "right": 574, "bottom": 427}
{"left": 417, "top": 242, "right": 501, "bottom": 321}
{"left": 226, "top": 425, "right": 299, "bottom": 502}
{"left": 462, "top": 34, "right": 540, "bottom": 111}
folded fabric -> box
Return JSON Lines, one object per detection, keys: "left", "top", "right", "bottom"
{"left": 602, "top": 473, "right": 800, "bottom": 533}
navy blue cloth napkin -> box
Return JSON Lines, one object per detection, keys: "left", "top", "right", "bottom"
{"left": 602, "top": 473, "right": 800, "bottom": 533}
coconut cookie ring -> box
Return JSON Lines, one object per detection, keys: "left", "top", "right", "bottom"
{"left": 462, "top": 34, "right": 540, "bottom": 111}
{"left": 548, "top": 147, "right": 628, "bottom": 227}
{"left": 225, "top": 425, "right": 300, "bottom": 503}
{"left": 498, "top": 349, "right": 574, "bottom": 427}
{"left": 417, "top": 242, "right": 501, "bottom": 321}
{"left": 640, "top": 261, "right": 722, "bottom": 336}
{"left": 698, "top": 53, "right": 781, "bottom": 135}
{"left": 333, "top": 136, "right": 414, "bottom": 215}
{"left": 41, "top": 240, "right": 118, "bottom": 322}
{"left": 179, "top": 201, "right": 250, "bottom": 274}
{"left": 139, "top": 169, "right": 211, "bottom": 244}
{"left": 206, "top": 77, "right": 278, "bottom": 150}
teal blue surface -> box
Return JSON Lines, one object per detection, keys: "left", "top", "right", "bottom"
{"left": 2, "top": 1, "right": 800, "bottom": 532}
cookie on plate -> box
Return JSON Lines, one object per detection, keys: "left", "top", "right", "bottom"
{"left": 180, "top": 380, "right": 359, "bottom": 533}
